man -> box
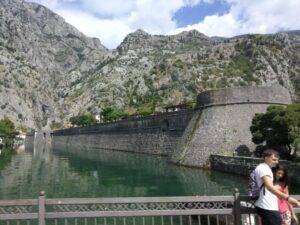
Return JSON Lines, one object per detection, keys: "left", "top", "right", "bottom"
{"left": 255, "top": 149, "right": 300, "bottom": 225}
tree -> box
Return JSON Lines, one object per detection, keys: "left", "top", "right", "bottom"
{"left": 250, "top": 104, "right": 300, "bottom": 158}
{"left": 102, "top": 107, "right": 129, "bottom": 122}
{"left": 0, "top": 117, "right": 17, "bottom": 147}
{"left": 0, "top": 117, "right": 16, "bottom": 136}
{"left": 69, "top": 113, "right": 97, "bottom": 126}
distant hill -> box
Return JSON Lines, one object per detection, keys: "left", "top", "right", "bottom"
{"left": 0, "top": 0, "right": 300, "bottom": 129}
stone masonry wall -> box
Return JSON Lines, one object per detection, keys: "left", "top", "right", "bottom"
{"left": 171, "top": 103, "right": 277, "bottom": 167}
{"left": 171, "top": 85, "right": 292, "bottom": 168}
{"left": 52, "top": 109, "right": 194, "bottom": 156}
{"left": 51, "top": 85, "right": 292, "bottom": 168}
{"left": 211, "top": 155, "right": 300, "bottom": 186}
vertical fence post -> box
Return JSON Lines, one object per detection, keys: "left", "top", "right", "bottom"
{"left": 38, "top": 191, "right": 46, "bottom": 225}
{"left": 233, "top": 188, "right": 242, "bottom": 225}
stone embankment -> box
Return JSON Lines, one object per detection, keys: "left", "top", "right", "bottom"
{"left": 211, "top": 155, "right": 300, "bottom": 185}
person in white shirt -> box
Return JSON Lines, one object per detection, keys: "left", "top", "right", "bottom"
{"left": 255, "top": 149, "right": 300, "bottom": 225}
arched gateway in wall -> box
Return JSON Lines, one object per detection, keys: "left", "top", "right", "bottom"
{"left": 171, "top": 85, "right": 292, "bottom": 168}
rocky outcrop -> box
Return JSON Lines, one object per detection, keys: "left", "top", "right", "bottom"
{"left": 0, "top": 0, "right": 108, "bottom": 128}
{"left": 117, "top": 29, "right": 211, "bottom": 55}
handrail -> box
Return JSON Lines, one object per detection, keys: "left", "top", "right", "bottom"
{"left": 45, "top": 195, "right": 234, "bottom": 204}
{"left": 0, "top": 190, "right": 299, "bottom": 225}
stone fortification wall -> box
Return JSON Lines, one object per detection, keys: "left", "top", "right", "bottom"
{"left": 196, "top": 85, "right": 291, "bottom": 107}
{"left": 211, "top": 155, "right": 300, "bottom": 186}
{"left": 51, "top": 85, "right": 292, "bottom": 168}
{"left": 24, "top": 131, "right": 35, "bottom": 150}
{"left": 25, "top": 131, "right": 51, "bottom": 152}
{"left": 171, "top": 85, "right": 292, "bottom": 168}
{"left": 52, "top": 109, "right": 194, "bottom": 156}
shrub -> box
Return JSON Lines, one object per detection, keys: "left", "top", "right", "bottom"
{"left": 0, "top": 116, "right": 16, "bottom": 136}
{"left": 69, "top": 113, "right": 97, "bottom": 126}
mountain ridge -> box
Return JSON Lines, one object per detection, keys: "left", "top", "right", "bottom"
{"left": 0, "top": 0, "right": 299, "bottom": 129}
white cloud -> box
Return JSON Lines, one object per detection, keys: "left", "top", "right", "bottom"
{"left": 81, "top": 0, "right": 137, "bottom": 17}
{"left": 27, "top": 0, "right": 202, "bottom": 48}
{"left": 56, "top": 9, "right": 132, "bottom": 48}
{"left": 26, "top": 0, "right": 300, "bottom": 48}
{"left": 172, "top": 13, "right": 239, "bottom": 37}
{"left": 127, "top": 1, "right": 181, "bottom": 34}
{"left": 174, "top": 0, "right": 300, "bottom": 38}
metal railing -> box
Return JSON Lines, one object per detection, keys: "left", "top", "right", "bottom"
{"left": 0, "top": 189, "right": 299, "bottom": 225}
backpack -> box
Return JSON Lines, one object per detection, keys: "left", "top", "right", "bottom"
{"left": 247, "top": 169, "right": 265, "bottom": 200}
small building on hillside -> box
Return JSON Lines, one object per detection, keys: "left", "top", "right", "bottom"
{"left": 164, "top": 103, "right": 194, "bottom": 112}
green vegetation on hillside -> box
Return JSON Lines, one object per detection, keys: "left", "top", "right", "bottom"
{"left": 50, "top": 121, "right": 63, "bottom": 130}
{"left": 0, "top": 117, "right": 17, "bottom": 147}
{"left": 69, "top": 113, "right": 97, "bottom": 126}
{"left": 102, "top": 107, "right": 129, "bottom": 122}
{"left": 0, "top": 117, "right": 16, "bottom": 136}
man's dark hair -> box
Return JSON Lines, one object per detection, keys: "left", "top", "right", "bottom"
{"left": 262, "top": 149, "right": 279, "bottom": 158}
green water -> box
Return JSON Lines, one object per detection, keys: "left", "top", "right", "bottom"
{"left": 0, "top": 143, "right": 248, "bottom": 200}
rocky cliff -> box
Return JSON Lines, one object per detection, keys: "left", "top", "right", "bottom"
{"left": 0, "top": 0, "right": 299, "bottom": 129}
{"left": 0, "top": 0, "right": 109, "bottom": 128}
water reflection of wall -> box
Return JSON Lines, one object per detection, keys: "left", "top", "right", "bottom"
{"left": 0, "top": 149, "right": 36, "bottom": 199}
{"left": 0, "top": 143, "right": 109, "bottom": 199}
{"left": 0, "top": 135, "right": 249, "bottom": 200}
{"left": 1, "top": 134, "right": 101, "bottom": 199}
{"left": 53, "top": 145, "right": 247, "bottom": 196}
{"left": 24, "top": 135, "right": 34, "bottom": 152}
{"left": 52, "top": 145, "right": 188, "bottom": 196}
{"left": 172, "top": 166, "right": 248, "bottom": 196}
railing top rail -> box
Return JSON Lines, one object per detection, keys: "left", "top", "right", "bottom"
{"left": 0, "top": 199, "right": 37, "bottom": 206}
{"left": 1, "top": 195, "right": 299, "bottom": 206}
{"left": 45, "top": 195, "right": 234, "bottom": 205}
{"left": 240, "top": 195, "right": 300, "bottom": 214}
{"left": 240, "top": 195, "right": 300, "bottom": 200}
{"left": 291, "top": 195, "right": 300, "bottom": 199}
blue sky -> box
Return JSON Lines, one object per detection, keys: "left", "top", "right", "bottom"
{"left": 26, "top": 0, "right": 300, "bottom": 49}
{"left": 174, "top": 1, "right": 230, "bottom": 27}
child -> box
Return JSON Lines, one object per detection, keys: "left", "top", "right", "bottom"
{"left": 273, "top": 165, "right": 298, "bottom": 225}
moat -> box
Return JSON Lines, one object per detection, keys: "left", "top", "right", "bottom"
{"left": 2, "top": 142, "right": 300, "bottom": 201}
{"left": 0, "top": 143, "right": 250, "bottom": 200}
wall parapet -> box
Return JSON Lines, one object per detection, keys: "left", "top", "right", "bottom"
{"left": 54, "top": 109, "right": 194, "bottom": 136}
{"left": 196, "top": 85, "right": 291, "bottom": 108}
